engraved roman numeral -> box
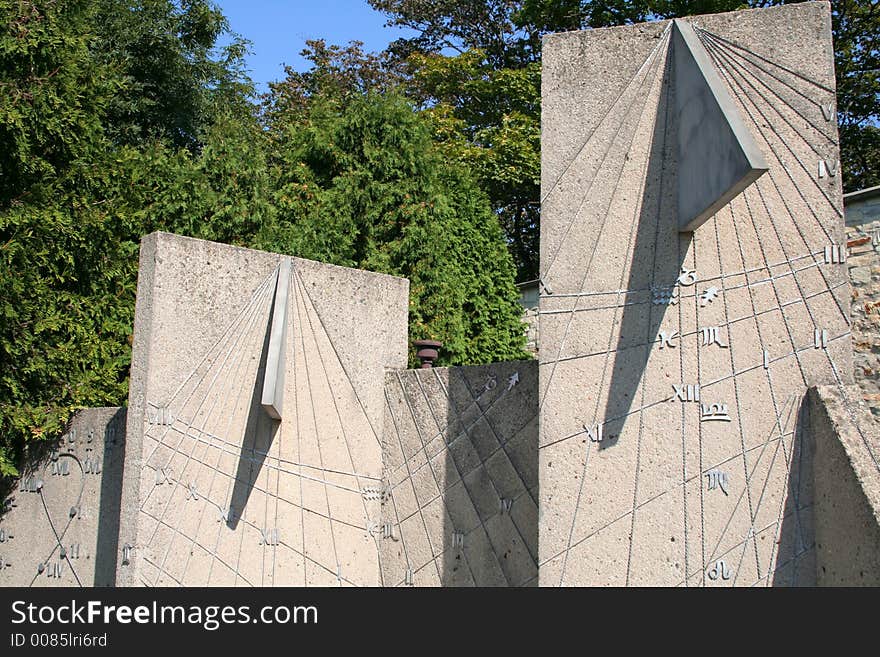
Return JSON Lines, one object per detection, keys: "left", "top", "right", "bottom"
{"left": 818, "top": 159, "right": 839, "bottom": 178}
{"left": 658, "top": 330, "right": 679, "bottom": 349}
{"left": 814, "top": 328, "right": 828, "bottom": 349}
{"left": 672, "top": 384, "right": 700, "bottom": 402}
{"left": 452, "top": 531, "right": 464, "bottom": 548}
{"left": 500, "top": 498, "right": 513, "bottom": 514}
{"left": 404, "top": 568, "right": 414, "bottom": 586}
{"left": 260, "top": 528, "right": 279, "bottom": 546}
{"left": 700, "top": 326, "right": 728, "bottom": 348}
{"left": 824, "top": 244, "right": 846, "bottom": 264}
{"left": 705, "top": 469, "right": 729, "bottom": 494}
{"left": 147, "top": 406, "right": 174, "bottom": 426}
{"left": 83, "top": 452, "right": 101, "bottom": 474}
{"left": 19, "top": 477, "right": 42, "bottom": 493}
{"left": 584, "top": 422, "right": 604, "bottom": 443}
{"left": 51, "top": 459, "right": 70, "bottom": 476}
{"left": 155, "top": 467, "right": 172, "bottom": 486}
{"left": 121, "top": 543, "right": 133, "bottom": 566}
{"left": 821, "top": 102, "right": 834, "bottom": 121}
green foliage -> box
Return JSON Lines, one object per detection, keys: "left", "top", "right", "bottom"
{"left": 92, "top": 0, "right": 252, "bottom": 150}
{"left": 260, "top": 85, "right": 528, "bottom": 366}
{"left": 831, "top": 0, "right": 880, "bottom": 190}
{"left": 0, "top": 0, "right": 113, "bottom": 206}
{"left": 0, "top": 0, "right": 254, "bottom": 477}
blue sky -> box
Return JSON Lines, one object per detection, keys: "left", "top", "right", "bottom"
{"left": 215, "top": 1, "right": 417, "bottom": 93}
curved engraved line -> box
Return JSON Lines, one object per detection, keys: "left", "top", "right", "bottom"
{"left": 28, "top": 453, "right": 86, "bottom": 587}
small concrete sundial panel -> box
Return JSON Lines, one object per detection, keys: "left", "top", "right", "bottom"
{"left": 118, "top": 233, "right": 409, "bottom": 586}
{"left": 539, "top": 2, "right": 850, "bottom": 586}
{"left": 0, "top": 408, "right": 126, "bottom": 587}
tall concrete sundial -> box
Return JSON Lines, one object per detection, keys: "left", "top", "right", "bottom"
{"left": 538, "top": 2, "right": 852, "bottom": 586}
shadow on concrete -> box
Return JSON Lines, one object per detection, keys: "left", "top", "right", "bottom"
{"left": 440, "top": 361, "right": 539, "bottom": 587}
{"left": 93, "top": 407, "right": 126, "bottom": 586}
{"left": 771, "top": 395, "right": 816, "bottom": 586}
{"left": 227, "top": 299, "right": 280, "bottom": 531}
{"left": 601, "top": 51, "right": 690, "bottom": 447}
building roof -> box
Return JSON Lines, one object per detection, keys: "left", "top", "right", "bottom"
{"left": 844, "top": 184, "right": 880, "bottom": 205}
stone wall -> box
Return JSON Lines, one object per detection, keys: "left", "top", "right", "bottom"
{"left": 845, "top": 187, "right": 880, "bottom": 416}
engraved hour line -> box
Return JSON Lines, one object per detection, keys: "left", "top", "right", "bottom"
{"left": 293, "top": 279, "right": 344, "bottom": 586}
{"left": 713, "top": 33, "right": 868, "bottom": 474}
{"left": 421, "top": 367, "right": 539, "bottom": 561}
{"left": 295, "top": 269, "right": 385, "bottom": 447}
{"left": 142, "top": 277, "right": 275, "bottom": 576}
{"left": 538, "top": 331, "right": 851, "bottom": 472}
{"left": 539, "top": 22, "right": 673, "bottom": 206}
{"left": 394, "top": 373, "right": 489, "bottom": 584}
{"left": 710, "top": 212, "right": 761, "bottom": 580}
{"left": 447, "top": 368, "right": 539, "bottom": 510}
{"left": 703, "top": 394, "right": 799, "bottom": 576}
{"left": 541, "top": 247, "right": 824, "bottom": 299}
{"left": 694, "top": 27, "right": 836, "bottom": 131}
{"left": 715, "top": 82, "right": 852, "bottom": 337}
{"left": 700, "top": 30, "right": 841, "bottom": 172}
{"left": 291, "top": 281, "right": 307, "bottom": 586}
{"left": 142, "top": 270, "right": 277, "bottom": 464}
{"left": 392, "top": 487, "right": 535, "bottom": 586}
{"left": 537, "top": 332, "right": 850, "bottom": 452}
{"left": 27, "top": 454, "right": 87, "bottom": 588}
{"left": 383, "top": 382, "right": 444, "bottom": 582}
{"left": 195, "top": 275, "right": 289, "bottom": 588}
{"left": 295, "top": 272, "right": 389, "bottom": 584}
{"left": 142, "top": 461, "right": 372, "bottom": 572}
{"left": 699, "top": 30, "right": 845, "bottom": 261}
{"left": 695, "top": 27, "right": 838, "bottom": 148}
{"left": 539, "top": 253, "right": 833, "bottom": 314}
{"left": 728, "top": 183, "right": 802, "bottom": 495}
{"left": 539, "top": 30, "right": 671, "bottom": 415}
{"left": 149, "top": 422, "right": 368, "bottom": 494}
{"left": 155, "top": 421, "right": 379, "bottom": 481}
{"left": 699, "top": 31, "right": 850, "bottom": 334}
{"left": 628, "top": 65, "right": 676, "bottom": 586}
{"left": 388, "top": 364, "right": 536, "bottom": 488}
{"left": 537, "top": 204, "right": 848, "bottom": 379}
{"left": 388, "top": 366, "right": 539, "bottom": 517}
{"left": 140, "top": 273, "right": 274, "bottom": 475}
{"left": 385, "top": 370, "right": 539, "bottom": 578}
{"left": 144, "top": 466, "right": 365, "bottom": 576}
{"left": 144, "top": 277, "right": 270, "bottom": 503}
{"left": 537, "top": 425, "right": 797, "bottom": 570}
{"left": 140, "top": 498, "right": 355, "bottom": 585}
{"left": 559, "top": 43, "right": 672, "bottom": 586}
{"left": 695, "top": 27, "right": 837, "bottom": 147}
{"left": 382, "top": 385, "right": 444, "bottom": 585}
{"left": 380, "top": 396, "right": 415, "bottom": 589}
